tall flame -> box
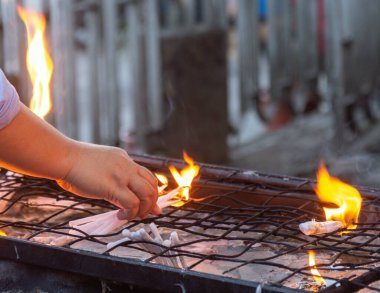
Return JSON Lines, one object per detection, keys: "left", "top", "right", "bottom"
{"left": 17, "top": 5, "right": 53, "bottom": 119}
{"left": 169, "top": 153, "right": 200, "bottom": 201}
{"left": 315, "top": 164, "right": 362, "bottom": 231}
{"left": 308, "top": 250, "right": 326, "bottom": 286}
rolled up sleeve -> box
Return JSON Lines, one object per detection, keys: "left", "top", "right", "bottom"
{"left": 0, "top": 69, "right": 20, "bottom": 129}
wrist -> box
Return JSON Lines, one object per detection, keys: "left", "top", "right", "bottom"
{"left": 55, "top": 138, "right": 81, "bottom": 181}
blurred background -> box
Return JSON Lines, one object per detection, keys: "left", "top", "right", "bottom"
{"left": 2, "top": 0, "right": 380, "bottom": 187}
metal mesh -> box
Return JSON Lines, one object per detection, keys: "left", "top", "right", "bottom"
{"left": 1, "top": 155, "right": 380, "bottom": 292}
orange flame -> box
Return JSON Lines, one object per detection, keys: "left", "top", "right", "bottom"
{"left": 17, "top": 5, "right": 53, "bottom": 120}
{"left": 169, "top": 153, "right": 200, "bottom": 201}
{"left": 155, "top": 173, "right": 169, "bottom": 195}
{"left": 315, "top": 164, "right": 362, "bottom": 231}
{"left": 155, "top": 173, "right": 168, "bottom": 187}
{"left": 308, "top": 250, "right": 326, "bottom": 286}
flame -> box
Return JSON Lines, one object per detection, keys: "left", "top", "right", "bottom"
{"left": 315, "top": 164, "right": 362, "bottom": 231}
{"left": 169, "top": 153, "right": 200, "bottom": 201}
{"left": 155, "top": 173, "right": 168, "bottom": 187}
{"left": 17, "top": 5, "right": 53, "bottom": 120}
{"left": 155, "top": 173, "right": 169, "bottom": 195}
{"left": 0, "top": 230, "right": 6, "bottom": 236}
{"left": 308, "top": 250, "right": 326, "bottom": 285}
{"left": 155, "top": 153, "right": 200, "bottom": 207}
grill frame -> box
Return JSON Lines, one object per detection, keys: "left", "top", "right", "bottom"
{"left": 0, "top": 153, "right": 380, "bottom": 292}
{"left": 0, "top": 237, "right": 294, "bottom": 293}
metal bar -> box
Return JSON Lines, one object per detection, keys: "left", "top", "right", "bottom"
{"left": 1, "top": 0, "right": 20, "bottom": 76}
{"left": 295, "top": 0, "right": 319, "bottom": 113}
{"left": 267, "top": 0, "right": 295, "bottom": 102}
{"left": 101, "top": 0, "right": 120, "bottom": 145}
{"left": 85, "top": 7, "right": 102, "bottom": 143}
{"left": 127, "top": 1, "right": 148, "bottom": 150}
{"left": 237, "top": 0, "right": 259, "bottom": 113}
{"left": 130, "top": 153, "right": 380, "bottom": 198}
{"left": 4, "top": 0, "right": 30, "bottom": 104}
{"left": 145, "top": 0, "right": 163, "bottom": 131}
{"left": 183, "top": 0, "right": 196, "bottom": 27}
{"left": 49, "top": 0, "right": 78, "bottom": 139}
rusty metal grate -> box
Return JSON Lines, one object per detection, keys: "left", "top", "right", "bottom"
{"left": 0, "top": 154, "right": 380, "bottom": 292}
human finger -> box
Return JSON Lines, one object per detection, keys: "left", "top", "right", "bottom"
{"left": 137, "top": 166, "right": 158, "bottom": 191}
{"left": 128, "top": 177, "right": 157, "bottom": 218}
{"left": 112, "top": 188, "right": 140, "bottom": 220}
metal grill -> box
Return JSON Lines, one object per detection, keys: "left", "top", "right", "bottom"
{"left": 1, "top": 154, "right": 380, "bottom": 292}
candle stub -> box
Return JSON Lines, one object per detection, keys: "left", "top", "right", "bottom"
{"left": 299, "top": 219, "right": 344, "bottom": 235}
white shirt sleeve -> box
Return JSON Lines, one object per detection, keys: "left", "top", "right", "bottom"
{"left": 0, "top": 69, "right": 20, "bottom": 129}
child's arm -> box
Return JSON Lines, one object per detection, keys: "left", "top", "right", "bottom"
{"left": 0, "top": 103, "right": 159, "bottom": 220}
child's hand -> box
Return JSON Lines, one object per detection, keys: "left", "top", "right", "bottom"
{"left": 0, "top": 104, "right": 159, "bottom": 220}
{"left": 57, "top": 142, "right": 160, "bottom": 220}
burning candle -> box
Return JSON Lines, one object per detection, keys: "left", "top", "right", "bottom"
{"left": 300, "top": 164, "right": 363, "bottom": 236}
{"left": 169, "top": 153, "right": 200, "bottom": 201}
{"left": 299, "top": 219, "right": 344, "bottom": 236}
{"left": 308, "top": 250, "right": 326, "bottom": 286}
{"left": 65, "top": 153, "right": 200, "bottom": 238}
{"left": 315, "top": 164, "right": 362, "bottom": 231}
{"left": 155, "top": 173, "right": 169, "bottom": 194}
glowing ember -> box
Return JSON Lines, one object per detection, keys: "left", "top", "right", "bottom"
{"left": 17, "top": 5, "right": 53, "bottom": 120}
{"left": 315, "top": 164, "right": 362, "bottom": 231}
{"left": 308, "top": 250, "right": 326, "bottom": 286}
{"left": 169, "top": 153, "right": 200, "bottom": 201}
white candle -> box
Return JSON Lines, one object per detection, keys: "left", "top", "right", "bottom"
{"left": 157, "top": 187, "right": 181, "bottom": 205}
{"left": 150, "top": 222, "right": 163, "bottom": 243}
{"left": 107, "top": 236, "right": 131, "bottom": 250}
{"left": 69, "top": 210, "right": 118, "bottom": 227}
{"left": 170, "top": 231, "right": 186, "bottom": 268}
{"left": 158, "top": 198, "right": 182, "bottom": 209}
{"left": 299, "top": 220, "right": 344, "bottom": 235}
{"left": 69, "top": 186, "right": 183, "bottom": 238}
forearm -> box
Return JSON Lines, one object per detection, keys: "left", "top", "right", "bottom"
{"left": 0, "top": 102, "right": 159, "bottom": 219}
{"left": 0, "top": 103, "right": 75, "bottom": 180}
